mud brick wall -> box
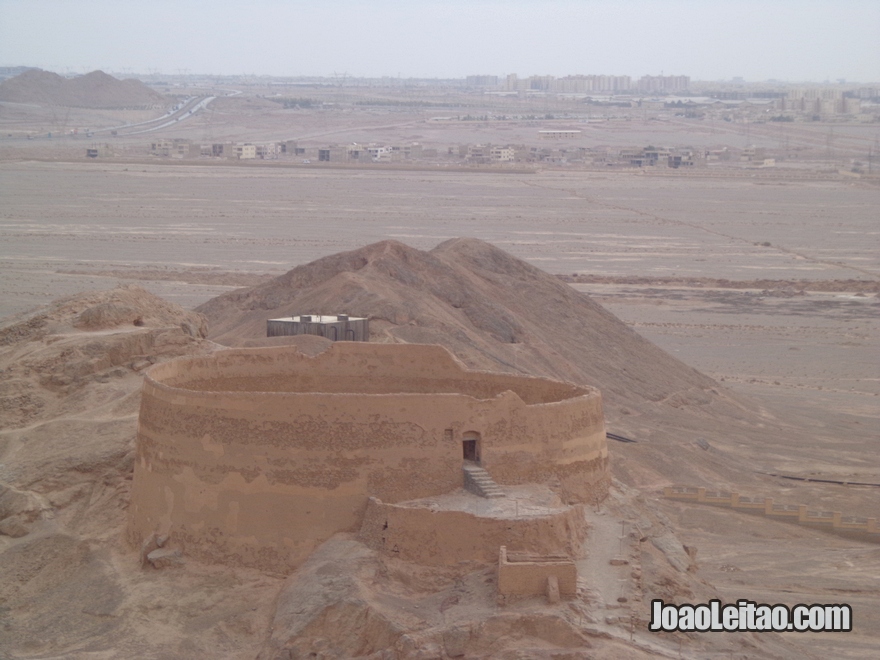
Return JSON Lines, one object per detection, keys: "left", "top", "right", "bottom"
{"left": 128, "top": 343, "right": 608, "bottom": 572}
{"left": 359, "top": 497, "right": 588, "bottom": 566}
{"left": 497, "top": 546, "right": 578, "bottom": 597}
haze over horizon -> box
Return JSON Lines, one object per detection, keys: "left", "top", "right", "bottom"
{"left": 1, "top": 0, "right": 878, "bottom": 84}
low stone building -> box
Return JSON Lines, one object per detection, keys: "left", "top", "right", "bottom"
{"left": 267, "top": 314, "right": 369, "bottom": 341}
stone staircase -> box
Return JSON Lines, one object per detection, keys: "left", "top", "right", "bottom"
{"left": 463, "top": 463, "right": 505, "bottom": 499}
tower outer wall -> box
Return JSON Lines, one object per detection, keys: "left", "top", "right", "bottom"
{"left": 127, "top": 344, "right": 608, "bottom": 572}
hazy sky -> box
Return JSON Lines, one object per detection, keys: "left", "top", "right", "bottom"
{"left": 1, "top": 0, "right": 878, "bottom": 82}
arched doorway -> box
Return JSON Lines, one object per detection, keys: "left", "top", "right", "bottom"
{"left": 462, "top": 431, "right": 481, "bottom": 464}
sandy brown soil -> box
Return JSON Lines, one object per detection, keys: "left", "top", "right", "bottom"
{"left": 0, "top": 93, "right": 878, "bottom": 658}
{"left": 1, "top": 162, "right": 876, "bottom": 311}
{"left": 1, "top": 159, "right": 875, "bottom": 420}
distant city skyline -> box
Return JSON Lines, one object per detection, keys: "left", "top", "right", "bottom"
{"left": 1, "top": 0, "right": 878, "bottom": 83}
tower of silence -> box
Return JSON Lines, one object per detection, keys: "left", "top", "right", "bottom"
{"left": 128, "top": 342, "right": 609, "bottom": 583}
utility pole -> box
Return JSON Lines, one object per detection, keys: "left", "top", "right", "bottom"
{"left": 871, "top": 134, "right": 880, "bottom": 175}
{"left": 826, "top": 126, "right": 834, "bottom": 162}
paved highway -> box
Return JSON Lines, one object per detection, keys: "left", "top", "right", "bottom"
{"left": 120, "top": 96, "right": 216, "bottom": 136}
{"left": 92, "top": 95, "right": 215, "bottom": 136}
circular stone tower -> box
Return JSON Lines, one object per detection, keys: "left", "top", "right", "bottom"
{"left": 128, "top": 343, "right": 608, "bottom": 572}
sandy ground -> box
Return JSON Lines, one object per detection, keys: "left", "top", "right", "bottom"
{"left": 0, "top": 94, "right": 878, "bottom": 658}
{"left": 575, "top": 283, "right": 879, "bottom": 408}
{"left": 1, "top": 161, "right": 876, "bottom": 415}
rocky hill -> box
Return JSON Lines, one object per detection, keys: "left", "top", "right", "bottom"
{"left": 0, "top": 69, "right": 166, "bottom": 108}
{"left": 0, "top": 286, "right": 225, "bottom": 656}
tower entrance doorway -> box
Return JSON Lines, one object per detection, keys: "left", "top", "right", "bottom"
{"left": 462, "top": 432, "right": 481, "bottom": 463}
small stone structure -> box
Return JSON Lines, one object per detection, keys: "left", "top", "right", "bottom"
{"left": 266, "top": 314, "right": 369, "bottom": 341}
{"left": 497, "top": 546, "right": 577, "bottom": 599}
{"left": 359, "top": 490, "right": 588, "bottom": 567}
{"left": 128, "top": 343, "right": 608, "bottom": 572}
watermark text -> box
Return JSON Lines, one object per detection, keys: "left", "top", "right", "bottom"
{"left": 649, "top": 599, "right": 852, "bottom": 633}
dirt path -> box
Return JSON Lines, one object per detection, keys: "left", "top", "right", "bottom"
{"left": 580, "top": 506, "right": 630, "bottom": 610}
{"left": 579, "top": 503, "right": 686, "bottom": 657}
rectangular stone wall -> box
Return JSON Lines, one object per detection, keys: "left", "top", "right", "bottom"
{"left": 266, "top": 318, "right": 369, "bottom": 341}
{"left": 497, "top": 546, "right": 577, "bottom": 596}
{"left": 359, "top": 499, "right": 588, "bottom": 567}
{"left": 663, "top": 486, "right": 879, "bottom": 537}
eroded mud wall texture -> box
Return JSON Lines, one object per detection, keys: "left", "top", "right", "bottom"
{"left": 128, "top": 344, "right": 608, "bottom": 572}
{"left": 359, "top": 498, "right": 589, "bottom": 566}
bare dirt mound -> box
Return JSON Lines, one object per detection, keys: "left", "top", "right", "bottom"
{"left": 0, "top": 69, "right": 166, "bottom": 108}
{"left": 0, "top": 285, "right": 260, "bottom": 657}
{"left": 198, "top": 238, "right": 782, "bottom": 489}
{"left": 0, "top": 285, "right": 210, "bottom": 522}
{"left": 199, "top": 238, "right": 716, "bottom": 407}
{"left": 260, "top": 535, "right": 599, "bottom": 659}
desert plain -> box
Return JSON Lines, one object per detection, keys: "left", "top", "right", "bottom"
{"left": 0, "top": 79, "right": 879, "bottom": 658}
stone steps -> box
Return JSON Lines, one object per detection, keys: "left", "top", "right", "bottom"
{"left": 463, "top": 463, "right": 505, "bottom": 499}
